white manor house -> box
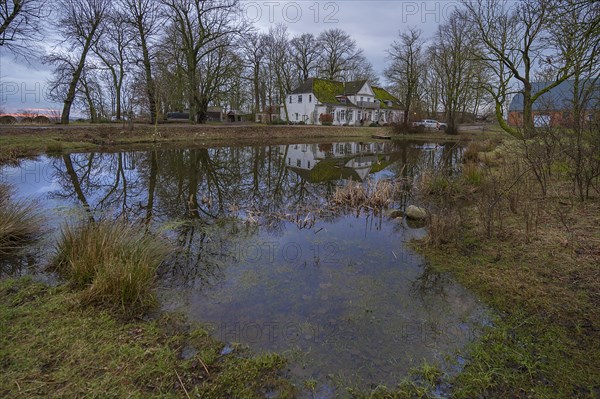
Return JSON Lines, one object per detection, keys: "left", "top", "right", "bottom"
{"left": 281, "top": 78, "right": 404, "bottom": 126}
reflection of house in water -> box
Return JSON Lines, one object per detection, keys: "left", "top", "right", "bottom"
{"left": 280, "top": 142, "right": 393, "bottom": 182}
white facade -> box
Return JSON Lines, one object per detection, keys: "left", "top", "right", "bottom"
{"left": 281, "top": 80, "right": 403, "bottom": 126}
{"left": 281, "top": 142, "right": 390, "bottom": 181}
{"left": 284, "top": 92, "right": 318, "bottom": 123}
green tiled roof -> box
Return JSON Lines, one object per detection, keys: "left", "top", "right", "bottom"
{"left": 344, "top": 80, "right": 367, "bottom": 95}
{"left": 290, "top": 78, "right": 403, "bottom": 109}
{"left": 372, "top": 86, "right": 403, "bottom": 109}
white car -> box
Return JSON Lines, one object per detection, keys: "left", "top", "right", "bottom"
{"left": 413, "top": 119, "right": 447, "bottom": 130}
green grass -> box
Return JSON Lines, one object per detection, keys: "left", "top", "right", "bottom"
{"left": 0, "top": 277, "right": 295, "bottom": 398}
{"left": 421, "top": 232, "right": 600, "bottom": 398}
{"left": 49, "top": 219, "right": 172, "bottom": 314}
{"left": 0, "top": 185, "right": 43, "bottom": 256}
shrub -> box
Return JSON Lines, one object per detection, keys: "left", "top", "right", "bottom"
{"left": 319, "top": 113, "right": 333, "bottom": 126}
{"left": 33, "top": 115, "right": 50, "bottom": 124}
{"left": 50, "top": 219, "right": 171, "bottom": 314}
{"left": 0, "top": 185, "right": 43, "bottom": 256}
{"left": 298, "top": 121, "right": 306, "bottom": 125}
{"left": 0, "top": 115, "right": 17, "bottom": 124}
{"left": 425, "top": 210, "right": 461, "bottom": 248}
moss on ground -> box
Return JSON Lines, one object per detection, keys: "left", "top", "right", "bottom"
{"left": 0, "top": 277, "right": 295, "bottom": 398}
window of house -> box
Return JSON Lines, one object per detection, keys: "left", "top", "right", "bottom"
{"left": 296, "top": 159, "right": 301, "bottom": 167}
{"left": 298, "top": 95, "right": 303, "bottom": 103}
{"left": 307, "top": 161, "right": 311, "bottom": 169}
{"left": 289, "top": 96, "right": 292, "bottom": 104}
{"left": 340, "top": 110, "right": 345, "bottom": 120}
{"left": 288, "top": 158, "right": 291, "bottom": 165}
{"left": 295, "top": 113, "right": 299, "bottom": 121}
{"left": 360, "top": 96, "right": 364, "bottom": 102}
{"left": 358, "top": 111, "right": 362, "bottom": 120}
{"left": 309, "top": 94, "right": 312, "bottom": 102}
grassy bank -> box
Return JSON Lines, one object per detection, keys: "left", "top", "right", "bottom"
{"left": 0, "top": 123, "right": 503, "bottom": 164}
{"left": 0, "top": 277, "right": 295, "bottom": 398}
{"left": 412, "top": 138, "right": 600, "bottom": 398}
{"left": 0, "top": 123, "right": 372, "bottom": 163}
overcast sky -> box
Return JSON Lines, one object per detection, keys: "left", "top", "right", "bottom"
{"left": 0, "top": 0, "right": 461, "bottom": 115}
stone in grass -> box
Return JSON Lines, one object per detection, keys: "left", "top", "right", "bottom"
{"left": 406, "top": 205, "right": 428, "bottom": 220}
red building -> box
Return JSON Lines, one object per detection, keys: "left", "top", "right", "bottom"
{"left": 508, "top": 80, "right": 599, "bottom": 127}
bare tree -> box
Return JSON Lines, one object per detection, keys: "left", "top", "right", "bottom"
{"left": 264, "top": 24, "right": 293, "bottom": 121}
{"left": 462, "top": 0, "right": 589, "bottom": 138}
{"left": 161, "top": 0, "right": 243, "bottom": 123}
{"left": 552, "top": 0, "right": 600, "bottom": 200}
{"left": 49, "top": 0, "right": 110, "bottom": 124}
{"left": 93, "top": 12, "right": 134, "bottom": 121}
{"left": 120, "top": 0, "right": 163, "bottom": 124}
{"left": 384, "top": 27, "right": 424, "bottom": 128}
{"left": 239, "top": 31, "right": 265, "bottom": 114}
{"left": 430, "top": 12, "right": 482, "bottom": 134}
{"left": 316, "top": 28, "right": 363, "bottom": 81}
{"left": 347, "top": 53, "right": 380, "bottom": 85}
{"left": 0, "top": 0, "right": 47, "bottom": 56}
{"left": 290, "top": 33, "right": 319, "bottom": 82}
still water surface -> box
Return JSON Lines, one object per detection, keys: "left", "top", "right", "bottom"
{"left": 0, "top": 140, "right": 484, "bottom": 395}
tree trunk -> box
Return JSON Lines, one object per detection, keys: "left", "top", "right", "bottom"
{"left": 522, "top": 82, "right": 535, "bottom": 138}
{"left": 139, "top": 27, "right": 157, "bottom": 124}
{"left": 61, "top": 29, "right": 97, "bottom": 124}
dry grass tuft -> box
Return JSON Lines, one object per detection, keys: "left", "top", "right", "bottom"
{"left": 0, "top": 184, "right": 43, "bottom": 256}
{"left": 50, "top": 219, "right": 172, "bottom": 314}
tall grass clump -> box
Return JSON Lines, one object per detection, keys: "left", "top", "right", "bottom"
{"left": 50, "top": 219, "right": 171, "bottom": 314}
{"left": 331, "top": 178, "right": 407, "bottom": 209}
{"left": 0, "top": 185, "right": 43, "bottom": 256}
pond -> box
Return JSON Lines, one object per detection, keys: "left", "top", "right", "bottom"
{"left": 0, "top": 140, "right": 485, "bottom": 396}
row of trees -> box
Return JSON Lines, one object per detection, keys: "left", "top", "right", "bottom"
{"left": 1, "top": 0, "right": 599, "bottom": 134}
{"left": 385, "top": 0, "right": 599, "bottom": 136}
{"left": 2, "top": 0, "right": 378, "bottom": 124}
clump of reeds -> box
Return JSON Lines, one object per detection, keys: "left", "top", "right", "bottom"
{"left": 0, "top": 184, "right": 43, "bottom": 256}
{"left": 331, "top": 178, "right": 406, "bottom": 209}
{"left": 462, "top": 163, "right": 485, "bottom": 186}
{"left": 50, "top": 219, "right": 171, "bottom": 314}
{"left": 45, "top": 141, "right": 64, "bottom": 154}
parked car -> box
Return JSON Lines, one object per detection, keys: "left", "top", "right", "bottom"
{"left": 413, "top": 119, "right": 447, "bottom": 130}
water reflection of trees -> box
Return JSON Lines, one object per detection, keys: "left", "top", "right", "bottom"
{"left": 46, "top": 141, "right": 464, "bottom": 287}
